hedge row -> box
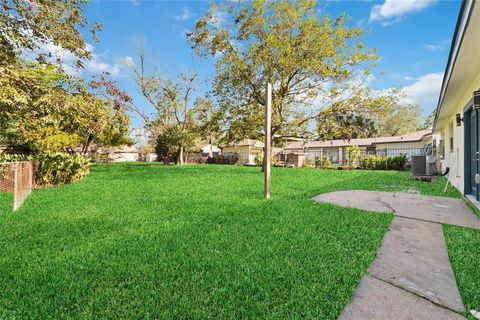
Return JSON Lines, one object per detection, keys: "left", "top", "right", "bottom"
{"left": 0, "top": 153, "right": 90, "bottom": 186}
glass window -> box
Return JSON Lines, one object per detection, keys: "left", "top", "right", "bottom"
{"left": 323, "top": 148, "right": 339, "bottom": 163}
{"left": 449, "top": 122, "right": 454, "bottom": 152}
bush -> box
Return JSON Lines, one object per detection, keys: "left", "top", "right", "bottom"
{"left": 315, "top": 156, "right": 331, "bottom": 167}
{"left": 0, "top": 153, "right": 90, "bottom": 185}
{"left": 35, "top": 153, "right": 90, "bottom": 185}
{"left": 303, "top": 158, "right": 314, "bottom": 168}
{"left": 388, "top": 154, "right": 408, "bottom": 170}
{"left": 254, "top": 153, "right": 281, "bottom": 166}
{"left": 359, "top": 154, "right": 407, "bottom": 171}
{"left": 346, "top": 145, "right": 360, "bottom": 167}
{"left": 254, "top": 152, "right": 263, "bottom": 166}
{"left": 271, "top": 156, "right": 281, "bottom": 167}
{"left": 0, "top": 154, "right": 31, "bottom": 163}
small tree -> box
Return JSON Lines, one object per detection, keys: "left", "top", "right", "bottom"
{"left": 346, "top": 145, "right": 361, "bottom": 167}
{"left": 154, "top": 125, "right": 197, "bottom": 165}
{"left": 121, "top": 47, "right": 203, "bottom": 165}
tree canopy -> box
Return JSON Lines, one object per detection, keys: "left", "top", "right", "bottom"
{"left": 0, "top": 0, "right": 98, "bottom": 66}
{"left": 316, "top": 88, "right": 423, "bottom": 140}
{"left": 0, "top": 62, "right": 131, "bottom": 154}
{"left": 0, "top": 1, "right": 132, "bottom": 155}
{"left": 188, "top": 0, "right": 378, "bottom": 143}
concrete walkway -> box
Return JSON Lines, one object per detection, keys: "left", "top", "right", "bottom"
{"left": 313, "top": 190, "right": 480, "bottom": 320}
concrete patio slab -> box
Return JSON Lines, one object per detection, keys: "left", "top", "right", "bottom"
{"left": 382, "top": 192, "right": 480, "bottom": 230}
{"left": 312, "top": 190, "right": 478, "bottom": 319}
{"left": 368, "top": 217, "right": 465, "bottom": 313}
{"left": 312, "top": 190, "right": 480, "bottom": 230}
{"left": 312, "top": 190, "right": 392, "bottom": 213}
{"left": 338, "top": 275, "right": 465, "bottom": 320}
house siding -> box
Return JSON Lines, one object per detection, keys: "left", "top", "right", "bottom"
{"left": 223, "top": 145, "right": 262, "bottom": 165}
{"left": 434, "top": 68, "right": 480, "bottom": 195}
{"left": 433, "top": 73, "right": 480, "bottom": 194}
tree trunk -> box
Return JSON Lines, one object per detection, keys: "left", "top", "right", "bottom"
{"left": 81, "top": 134, "right": 94, "bottom": 155}
{"left": 209, "top": 136, "right": 213, "bottom": 158}
{"left": 177, "top": 146, "right": 184, "bottom": 165}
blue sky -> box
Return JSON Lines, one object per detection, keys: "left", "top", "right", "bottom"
{"left": 73, "top": 0, "right": 462, "bottom": 128}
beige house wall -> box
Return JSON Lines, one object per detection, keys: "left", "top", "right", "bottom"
{"left": 433, "top": 84, "right": 480, "bottom": 194}
{"left": 434, "top": 70, "right": 480, "bottom": 194}
{"left": 223, "top": 145, "right": 262, "bottom": 165}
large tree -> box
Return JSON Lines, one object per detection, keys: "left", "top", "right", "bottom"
{"left": 188, "top": 0, "right": 378, "bottom": 143}
{"left": 0, "top": 0, "right": 133, "bottom": 155}
{"left": 316, "top": 105, "right": 378, "bottom": 141}
{"left": 316, "top": 88, "right": 423, "bottom": 140}
{"left": 0, "top": 62, "right": 131, "bottom": 154}
{"left": 421, "top": 109, "right": 436, "bottom": 130}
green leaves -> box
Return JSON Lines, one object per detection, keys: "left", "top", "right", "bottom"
{"left": 0, "top": 0, "right": 94, "bottom": 67}
{"left": 188, "top": 0, "right": 378, "bottom": 143}
{"left": 0, "top": 63, "right": 131, "bottom": 154}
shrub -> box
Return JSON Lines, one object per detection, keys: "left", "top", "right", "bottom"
{"left": 0, "top": 154, "right": 31, "bottom": 163}
{"left": 359, "top": 154, "right": 407, "bottom": 171}
{"left": 303, "top": 158, "right": 314, "bottom": 168}
{"left": 388, "top": 154, "right": 407, "bottom": 170}
{"left": 254, "top": 153, "right": 281, "bottom": 166}
{"left": 35, "top": 153, "right": 90, "bottom": 185}
{"left": 271, "top": 156, "right": 281, "bottom": 167}
{"left": 254, "top": 152, "right": 263, "bottom": 166}
{"left": 315, "top": 156, "right": 331, "bottom": 167}
{"left": 346, "top": 145, "right": 360, "bottom": 167}
{"left": 0, "top": 153, "right": 90, "bottom": 185}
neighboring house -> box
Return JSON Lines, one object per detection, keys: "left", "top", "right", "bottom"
{"left": 433, "top": 0, "right": 480, "bottom": 205}
{"left": 223, "top": 139, "right": 264, "bottom": 165}
{"left": 108, "top": 145, "right": 139, "bottom": 162}
{"left": 145, "top": 153, "right": 158, "bottom": 162}
{"left": 186, "top": 144, "right": 222, "bottom": 164}
{"left": 137, "top": 145, "right": 157, "bottom": 162}
{"left": 195, "top": 144, "right": 221, "bottom": 158}
{"left": 284, "top": 130, "right": 432, "bottom": 165}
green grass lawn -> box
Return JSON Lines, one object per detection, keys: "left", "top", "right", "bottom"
{"left": 0, "top": 164, "right": 474, "bottom": 319}
{"left": 444, "top": 225, "right": 480, "bottom": 319}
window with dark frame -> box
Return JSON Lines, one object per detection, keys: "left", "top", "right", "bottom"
{"left": 449, "top": 122, "right": 454, "bottom": 152}
{"left": 439, "top": 132, "right": 445, "bottom": 159}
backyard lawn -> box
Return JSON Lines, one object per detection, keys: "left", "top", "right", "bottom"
{"left": 0, "top": 164, "right": 477, "bottom": 319}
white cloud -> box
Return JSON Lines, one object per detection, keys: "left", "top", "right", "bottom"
{"left": 401, "top": 72, "right": 443, "bottom": 107}
{"left": 121, "top": 56, "right": 135, "bottom": 67}
{"left": 175, "top": 8, "right": 194, "bottom": 21}
{"left": 370, "top": 0, "right": 436, "bottom": 25}
{"left": 84, "top": 59, "right": 121, "bottom": 76}
{"left": 36, "top": 42, "right": 123, "bottom": 77}
{"left": 130, "top": 0, "right": 140, "bottom": 6}
{"left": 423, "top": 39, "right": 450, "bottom": 51}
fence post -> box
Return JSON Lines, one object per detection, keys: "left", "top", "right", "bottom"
{"left": 29, "top": 161, "right": 33, "bottom": 193}
{"left": 13, "top": 162, "right": 18, "bottom": 211}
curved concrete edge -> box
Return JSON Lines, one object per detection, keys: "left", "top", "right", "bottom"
{"left": 312, "top": 190, "right": 480, "bottom": 230}
{"left": 312, "top": 190, "right": 393, "bottom": 213}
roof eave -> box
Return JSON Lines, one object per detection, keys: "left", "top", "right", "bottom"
{"left": 433, "top": 0, "right": 475, "bottom": 131}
